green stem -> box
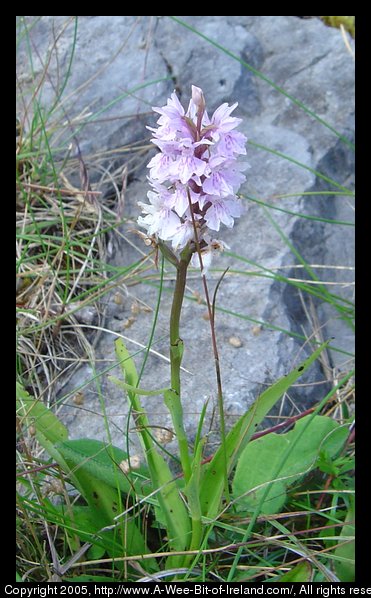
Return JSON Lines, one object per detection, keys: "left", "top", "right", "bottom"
{"left": 167, "top": 248, "right": 192, "bottom": 484}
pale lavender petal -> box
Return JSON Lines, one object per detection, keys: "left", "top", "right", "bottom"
{"left": 218, "top": 131, "right": 247, "bottom": 157}
{"left": 223, "top": 169, "right": 246, "bottom": 192}
{"left": 203, "top": 171, "right": 234, "bottom": 197}
{"left": 211, "top": 102, "right": 241, "bottom": 133}
{"left": 170, "top": 220, "right": 195, "bottom": 250}
{"left": 172, "top": 185, "right": 189, "bottom": 217}
{"left": 191, "top": 248, "right": 213, "bottom": 275}
{"left": 205, "top": 199, "right": 230, "bottom": 230}
{"left": 160, "top": 210, "right": 181, "bottom": 239}
{"left": 226, "top": 196, "right": 244, "bottom": 218}
{"left": 203, "top": 205, "right": 221, "bottom": 231}
{"left": 148, "top": 153, "right": 173, "bottom": 181}
{"left": 172, "top": 155, "right": 206, "bottom": 185}
{"left": 141, "top": 86, "right": 246, "bottom": 256}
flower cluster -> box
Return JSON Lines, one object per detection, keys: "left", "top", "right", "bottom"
{"left": 138, "top": 86, "right": 247, "bottom": 271}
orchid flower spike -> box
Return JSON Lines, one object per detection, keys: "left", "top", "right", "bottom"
{"left": 138, "top": 86, "right": 247, "bottom": 273}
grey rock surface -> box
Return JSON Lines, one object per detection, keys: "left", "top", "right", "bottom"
{"left": 17, "top": 16, "right": 354, "bottom": 453}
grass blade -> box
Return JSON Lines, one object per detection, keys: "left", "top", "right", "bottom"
{"left": 168, "top": 16, "right": 354, "bottom": 151}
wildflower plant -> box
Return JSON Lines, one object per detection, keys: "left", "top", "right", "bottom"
{"left": 17, "top": 15, "right": 354, "bottom": 582}
{"left": 110, "top": 87, "right": 334, "bottom": 567}
{"left": 137, "top": 86, "right": 248, "bottom": 490}
{"left": 17, "top": 82, "right": 350, "bottom": 580}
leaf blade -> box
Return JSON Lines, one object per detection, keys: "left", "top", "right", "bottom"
{"left": 114, "top": 338, "right": 191, "bottom": 558}
{"left": 199, "top": 341, "right": 331, "bottom": 519}
{"left": 16, "top": 382, "right": 68, "bottom": 443}
{"left": 232, "top": 415, "right": 348, "bottom": 514}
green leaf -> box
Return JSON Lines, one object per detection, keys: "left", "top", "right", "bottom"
{"left": 115, "top": 337, "right": 139, "bottom": 388}
{"left": 59, "top": 447, "right": 158, "bottom": 571}
{"left": 158, "top": 239, "right": 180, "bottom": 268}
{"left": 272, "top": 562, "right": 313, "bottom": 582}
{"left": 232, "top": 415, "right": 347, "bottom": 514}
{"left": 193, "top": 399, "right": 208, "bottom": 455}
{"left": 199, "top": 341, "right": 330, "bottom": 518}
{"left": 335, "top": 497, "right": 355, "bottom": 581}
{"left": 87, "top": 544, "right": 106, "bottom": 560}
{"left": 114, "top": 338, "right": 191, "bottom": 560}
{"left": 184, "top": 438, "right": 205, "bottom": 553}
{"left": 164, "top": 389, "right": 187, "bottom": 452}
{"left": 55, "top": 438, "right": 150, "bottom": 496}
{"left": 16, "top": 383, "right": 72, "bottom": 478}
{"left": 58, "top": 437, "right": 188, "bottom": 566}
{"left": 43, "top": 502, "right": 123, "bottom": 555}
{"left": 148, "top": 448, "right": 191, "bottom": 561}
{"left": 16, "top": 382, "right": 68, "bottom": 443}
{"left": 109, "top": 376, "right": 169, "bottom": 396}
{"left": 185, "top": 448, "right": 203, "bottom": 522}
{"left": 32, "top": 429, "right": 73, "bottom": 480}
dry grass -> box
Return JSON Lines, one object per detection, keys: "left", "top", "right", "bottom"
{"left": 16, "top": 117, "right": 153, "bottom": 407}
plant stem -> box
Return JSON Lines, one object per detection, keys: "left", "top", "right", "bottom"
{"left": 185, "top": 188, "right": 230, "bottom": 504}
{"left": 167, "top": 248, "right": 192, "bottom": 483}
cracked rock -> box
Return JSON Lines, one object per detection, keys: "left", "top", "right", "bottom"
{"left": 17, "top": 16, "right": 354, "bottom": 451}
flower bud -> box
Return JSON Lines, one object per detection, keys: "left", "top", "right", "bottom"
{"left": 191, "top": 85, "right": 205, "bottom": 113}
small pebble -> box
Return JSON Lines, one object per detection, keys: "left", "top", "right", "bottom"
{"left": 155, "top": 428, "right": 174, "bottom": 444}
{"left": 74, "top": 305, "right": 96, "bottom": 325}
{"left": 131, "top": 302, "right": 140, "bottom": 315}
{"left": 119, "top": 455, "right": 141, "bottom": 474}
{"left": 122, "top": 316, "right": 136, "bottom": 329}
{"left": 229, "top": 335, "right": 243, "bottom": 348}
{"left": 72, "top": 391, "right": 85, "bottom": 405}
{"left": 252, "top": 325, "right": 262, "bottom": 336}
{"left": 113, "top": 292, "right": 124, "bottom": 305}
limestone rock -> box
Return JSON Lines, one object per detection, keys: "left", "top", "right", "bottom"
{"left": 17, "top": 17, "right": 354, "bottom": 450}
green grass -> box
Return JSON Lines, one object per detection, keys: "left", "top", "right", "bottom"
{"left": 16, "top": 16, "right": 354, "bottom": 582}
